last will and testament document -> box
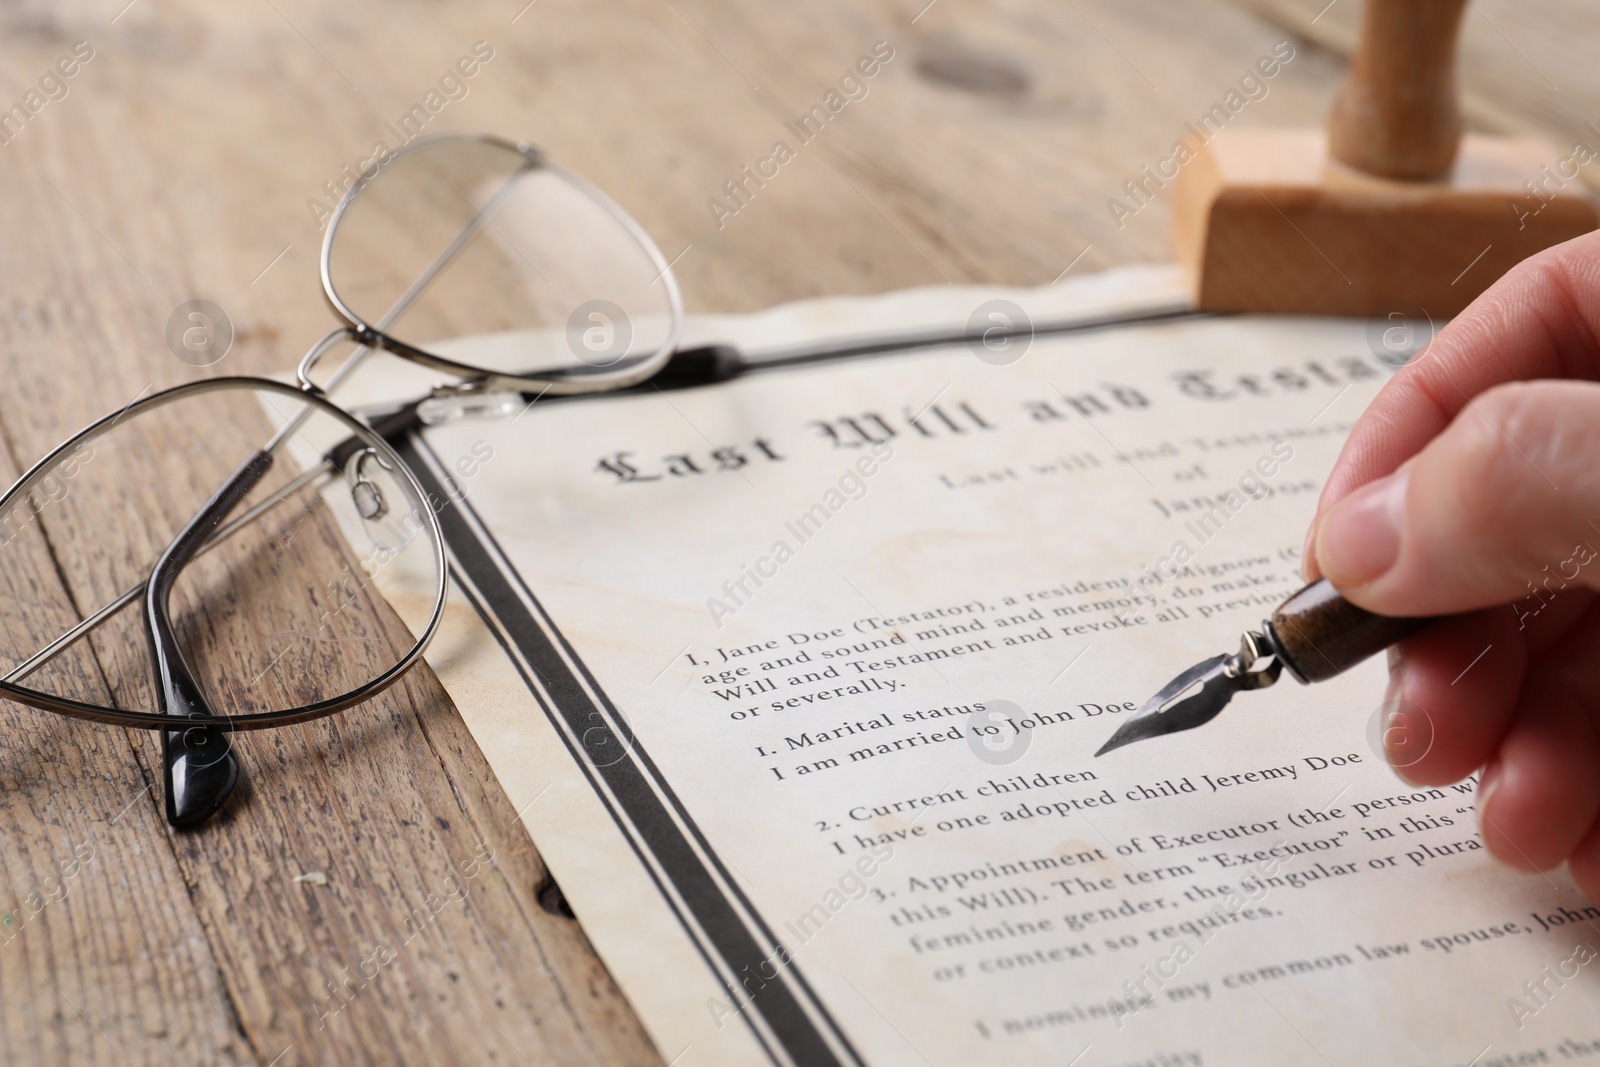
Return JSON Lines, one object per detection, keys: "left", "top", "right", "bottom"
{"left": 342, "top": 267, "right": 1600, "bottom": 1066}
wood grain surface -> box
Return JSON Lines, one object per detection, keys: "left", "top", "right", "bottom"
{"left": 0, "top": 1, "right": 1583, "bottom": 1064}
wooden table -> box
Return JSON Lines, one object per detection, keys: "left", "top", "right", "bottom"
{"left": 0, "top": 1, "right": 1590, "bottom": 1063}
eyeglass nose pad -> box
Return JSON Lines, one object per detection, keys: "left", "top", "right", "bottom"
{"left": 348, "top": 448, "right": 390, "bottom": 520}
{"left": 163, "top": 720, "right": 238, "bottom": 829}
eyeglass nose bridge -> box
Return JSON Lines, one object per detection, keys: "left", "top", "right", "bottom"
{"left": 297, "top": 326, "right": 375, "bottom": 395}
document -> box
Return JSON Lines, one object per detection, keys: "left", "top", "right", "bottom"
{"left": 340, "top": 267, "right": 1600, "bottom": 1066}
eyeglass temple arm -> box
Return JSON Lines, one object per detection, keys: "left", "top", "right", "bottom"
{"left": 10, "top": 345, "right": 745, "bottom": 687}
{"left": 9, "top": 410, "right": 402, "bottom": 688}
{"left": 144, "top": 449, "right": 274, "bottom": 828}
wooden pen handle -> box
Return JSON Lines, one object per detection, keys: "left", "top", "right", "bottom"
{"left": 1265, "top": 578, "right": 1430, "bottom": 683}
{"left": 1327, "top": 0, "right": 1468, "bottom": 180}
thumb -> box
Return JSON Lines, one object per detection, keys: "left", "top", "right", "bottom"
{"left": 1312, "top": 380, "right": 1600, "bottom": 617}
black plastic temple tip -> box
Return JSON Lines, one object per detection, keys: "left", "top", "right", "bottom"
{"left": 163, "top": 722, "right": 238, "bottom": 828}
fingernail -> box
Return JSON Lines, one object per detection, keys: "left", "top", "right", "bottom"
{"left": 1477, "top": 759, "right": 1502, "bottom": 816}
{"left": 1316, "top": 468, "right": 1409, "bottom": 585}
{"left": 1382, "top": 646, "right": 1404, "bottom": 710}
{"left": 1381, "top": 647, "right": 1412, "bottom": 778}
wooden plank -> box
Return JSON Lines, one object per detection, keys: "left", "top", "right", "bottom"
{"left": 562, "top": 0, "right": 1358, "bottom": 306}
{"left": 0, "top": 429, "right": 256, "bottom": 1067}
{"left": 0, "top": 5, "right": 664, "bottom": 1065}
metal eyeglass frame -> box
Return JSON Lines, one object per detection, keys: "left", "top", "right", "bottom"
{"left": 0, "top": 132, "right": 685, "bottom": 827}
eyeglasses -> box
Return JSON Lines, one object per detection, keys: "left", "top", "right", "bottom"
{"left": 0, "top": 133, "right": 684, "bottom": 828}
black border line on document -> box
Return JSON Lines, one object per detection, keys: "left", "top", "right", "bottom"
{"left": 398, "top": 433, "right": 862, "bottom": 1067}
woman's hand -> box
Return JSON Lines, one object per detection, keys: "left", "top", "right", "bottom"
{"left": 1307, "top": 229, "right": 1600, "bottom": 897}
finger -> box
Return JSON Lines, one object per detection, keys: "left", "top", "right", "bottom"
{"left": 1503, "top": 598, "right": 1600, "bottom": 886}
{"left": 1519, "top": 587, "right": 1599, "bottom": 661}
{"left": 1303, "top": 230, "right": 1600, "bottom": 580}
{"left": 1382, "top": 609, "right": 1524, "bottom": 788}
{"left": 1477, "top": 677, "right": 1600, "bottom": 872}
{"left": 1312, "top": 380, "right": 1600, "bottom": 617}
{"left": 1543, "top": 595, "right": 1600, "bottom": 707}
{"left": 1568, "top": 811, "right": 1600, "bottom": 903}
{"left": 1380, "top": 589, "right": 1593, "bottom": 786}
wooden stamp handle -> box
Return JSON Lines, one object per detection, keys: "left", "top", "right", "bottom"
{"left": 1327, "top": 0, "right": 1468, "bottom": 180}
{"left": 1266, "top": 578, "right": 1431, "bottom": 683}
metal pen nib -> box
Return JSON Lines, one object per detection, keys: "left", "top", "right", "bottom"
{"left": 1094, "top": 630, "right": 1284, "bottom": 757}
